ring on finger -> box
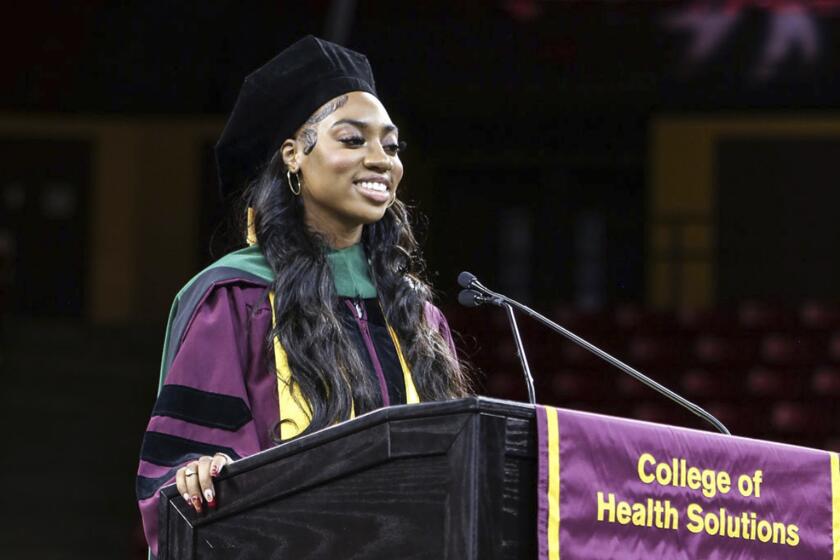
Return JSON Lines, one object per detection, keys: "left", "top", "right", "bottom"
{"left": 185, "top": 467, "right": 197, "bottom": 477}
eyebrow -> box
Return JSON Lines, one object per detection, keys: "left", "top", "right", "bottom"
{"left": 331, "top": 118, "right": 398, "bottom": 135}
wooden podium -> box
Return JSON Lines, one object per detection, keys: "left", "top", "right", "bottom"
{"left": 158, "top": 398, "right": 538, "bottom": 560}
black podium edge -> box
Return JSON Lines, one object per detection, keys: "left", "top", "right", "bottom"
{"left": 157, "top": 397, "right": 536, "bottom": 558}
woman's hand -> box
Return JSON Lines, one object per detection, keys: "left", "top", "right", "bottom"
{"left": 175, "top": 453, "right": 232, "bottom": 513}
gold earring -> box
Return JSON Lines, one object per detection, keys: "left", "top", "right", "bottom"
{"left": 287, "top": 169, "right": 301, "bottom": 196}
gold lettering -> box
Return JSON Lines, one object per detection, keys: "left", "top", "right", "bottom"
{"left": 757, "top": 520, "right": 772, "bottom": 543}
{"left": 687, "top": 466, "right": 701, "bottom": 490}
{"left": 656, "top": 462, "right": 673, "bottom": 485}
{"left": 663, "top": 500, "right": 679, "bottom": 530}
{"left": 652, "top": 499, "right": 664, "bottom": 528}
{"left": 701, "top": 469, "right": 717, "bottom": 498}
{"left": 753, "top": 470, "right": 763, "bottom": 498}
{"left": 704, "top": 508, "right": 721, "bottom": 535}
{"left": 725, "top": 512, "right": 741, "bottom": 538}
{"left": 787, "top": 524, "right": 800, "bottom": 547}
{"left": 771, "top": 521, "right": 786, "bottom": 544}
{"left": 596, "top": 491, "right": 615, "bottom": 523}
{"left": 638, "top": 453, "right": 655, "bottom": 484}
{"left": 616, "top": 500, "right": 632, "bottom": 525}
{"left": 718, "top": 471, "right": 731, "bottom": 495}
{"left": 686, "top": 503, "right": 704, "bottom": 533}
{"left": 738, "top": 474, "right": 754, "bottom": 497}
{"left": 631, "top": 501, "right": 647, "bottom": 526}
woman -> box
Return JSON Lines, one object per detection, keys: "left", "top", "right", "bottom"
{"left": 136, "top": 36, "right": 469, "bottom": 556}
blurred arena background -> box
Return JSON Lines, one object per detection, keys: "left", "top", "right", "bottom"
{"left": 2, "top": 1, "right": 840, "bottom": 557}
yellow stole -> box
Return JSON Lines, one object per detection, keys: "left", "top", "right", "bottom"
{"left": 248, "top": 211, "right": 419, "bottom": 440}
{"left": 268, "top": 292, "right": 420, "bottom": 441}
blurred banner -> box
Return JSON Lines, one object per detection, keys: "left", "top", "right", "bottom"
{"left": 663, "top": 0, "right": 840, "bottom": 81}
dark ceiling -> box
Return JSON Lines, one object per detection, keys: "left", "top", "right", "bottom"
{"left": 6, "top": 1, "right": 840, "bottom": 117}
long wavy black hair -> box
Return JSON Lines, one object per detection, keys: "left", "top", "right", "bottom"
{"left": 244, "top": 151, "right": 471, "bottom": 439}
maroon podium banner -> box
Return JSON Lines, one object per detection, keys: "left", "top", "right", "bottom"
{"left": 536, "top": 405, "right": 840, "bottom": 559}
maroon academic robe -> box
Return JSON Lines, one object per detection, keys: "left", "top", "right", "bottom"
{"left": 136, "top": 275, "right": 456, "bottom": 556}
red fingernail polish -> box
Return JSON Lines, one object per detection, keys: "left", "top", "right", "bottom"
{"left": 211, "top": 467, "right": 218, "bottom": 477}
{"left": 191, "top": 496, "right": 202, "bottom": 513}
{"left": 207, "top": 498, "right": 217, "bottom": 509}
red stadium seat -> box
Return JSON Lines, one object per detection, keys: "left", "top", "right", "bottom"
{"left": 493, "top": 338, "right": 518, "bottom": 363}
{"left": 694, "top": 334, "right": 758, "bottom": 367}
{"left": 738, "top": 301, "right": 796, "bottom": 332}
{"left": 770, "top": 402, "right": 804, "bottom": 433}
{"left": 617, "top": 374, "right": 653, "bottom": 398}
{"left": 549, "top": 369, "right": 605, "bottom": 400}
{"left": 703, "top": 401, "right": 764, "bottom": 436}
{"left": 677, "top": 307, "right": 736, "bottom": 335}
{"left": 800, "top": 302, "right": 840, "bottom": 331}
{"left": 680, "top": 368, "right": 735, "bottom": 398}
{"left": 626, "top": 335, "right": 688, "bottom": 369}
{"left": 828, "top": 332, "right": 840, "bottom": 363}
{"left": 550, "top": 304, "right": 612, "bottom": 334}
{"left": 484, "top": 370, "right": 526, "bottom": 401}
{"left": 771, "top": 401, "right": 828, "bottom": 435}
{"left": 745, "top": 366, "right": 805, "bottom": 398}
{"left": 811, "top": 365, "right": 840, "bottom": 396}
{"left": 528, "top": 328, "right": 624, "bottom": 374}
{"left": 759, "top": 334, "right": 816, "bottom": 367}
{"left": 550, "top": 370, "right": 584, "bottom": 397}
{"left": 613, "top": 303, "right": 673, "bottom": 333}
{"left": 631, "top": 401, "right": 686, "bottom": 426}
{"left": 557, "top": 339, "right": 603, "bottom": 368}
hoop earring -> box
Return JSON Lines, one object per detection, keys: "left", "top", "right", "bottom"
{"left": 287, "top": 169, "right": 301, "bottom": 196}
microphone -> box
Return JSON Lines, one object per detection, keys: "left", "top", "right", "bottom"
{"left": 458, "top": 271, "right": 731, "bottom": 436}
{"left": 457, "top": 289, "right": 486, "bottom": 308}
{"left": 458, "top": 271, "right": 478, "bottom": 289}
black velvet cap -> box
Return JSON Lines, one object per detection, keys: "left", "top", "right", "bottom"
{"left": 215, "top": 35, "right": 377, "bottom": 197}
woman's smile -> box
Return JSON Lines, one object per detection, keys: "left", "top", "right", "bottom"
{"left": 353, "top": 175, "right": 391, "bottom": 203}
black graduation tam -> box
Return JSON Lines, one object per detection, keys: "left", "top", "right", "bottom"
{"left": 215, "top": 35, "right": 378, "bottom": 197}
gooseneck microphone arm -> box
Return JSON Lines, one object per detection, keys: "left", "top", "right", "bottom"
{"left": 457, "top": 289, "right": 537, "bottom": 404}
{"left": 458, "top": 272, "right": 731, "bottom": 436}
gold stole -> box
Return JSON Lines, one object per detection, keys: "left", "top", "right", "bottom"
{"left": 268, "top": 292, "right": 420, "bottom": 441}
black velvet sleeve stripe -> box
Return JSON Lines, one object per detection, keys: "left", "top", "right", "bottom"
{"left": 153, "top": 384, "right": 253, "bottom": 431}
{"left": 164, "top": 267, "right": 269, "bottom": 376}
{"left": 140, "top": 431, "right": 241, "bottom": 467}
{"left": 136, "top": 466, "right": 184, "bottom": 501}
